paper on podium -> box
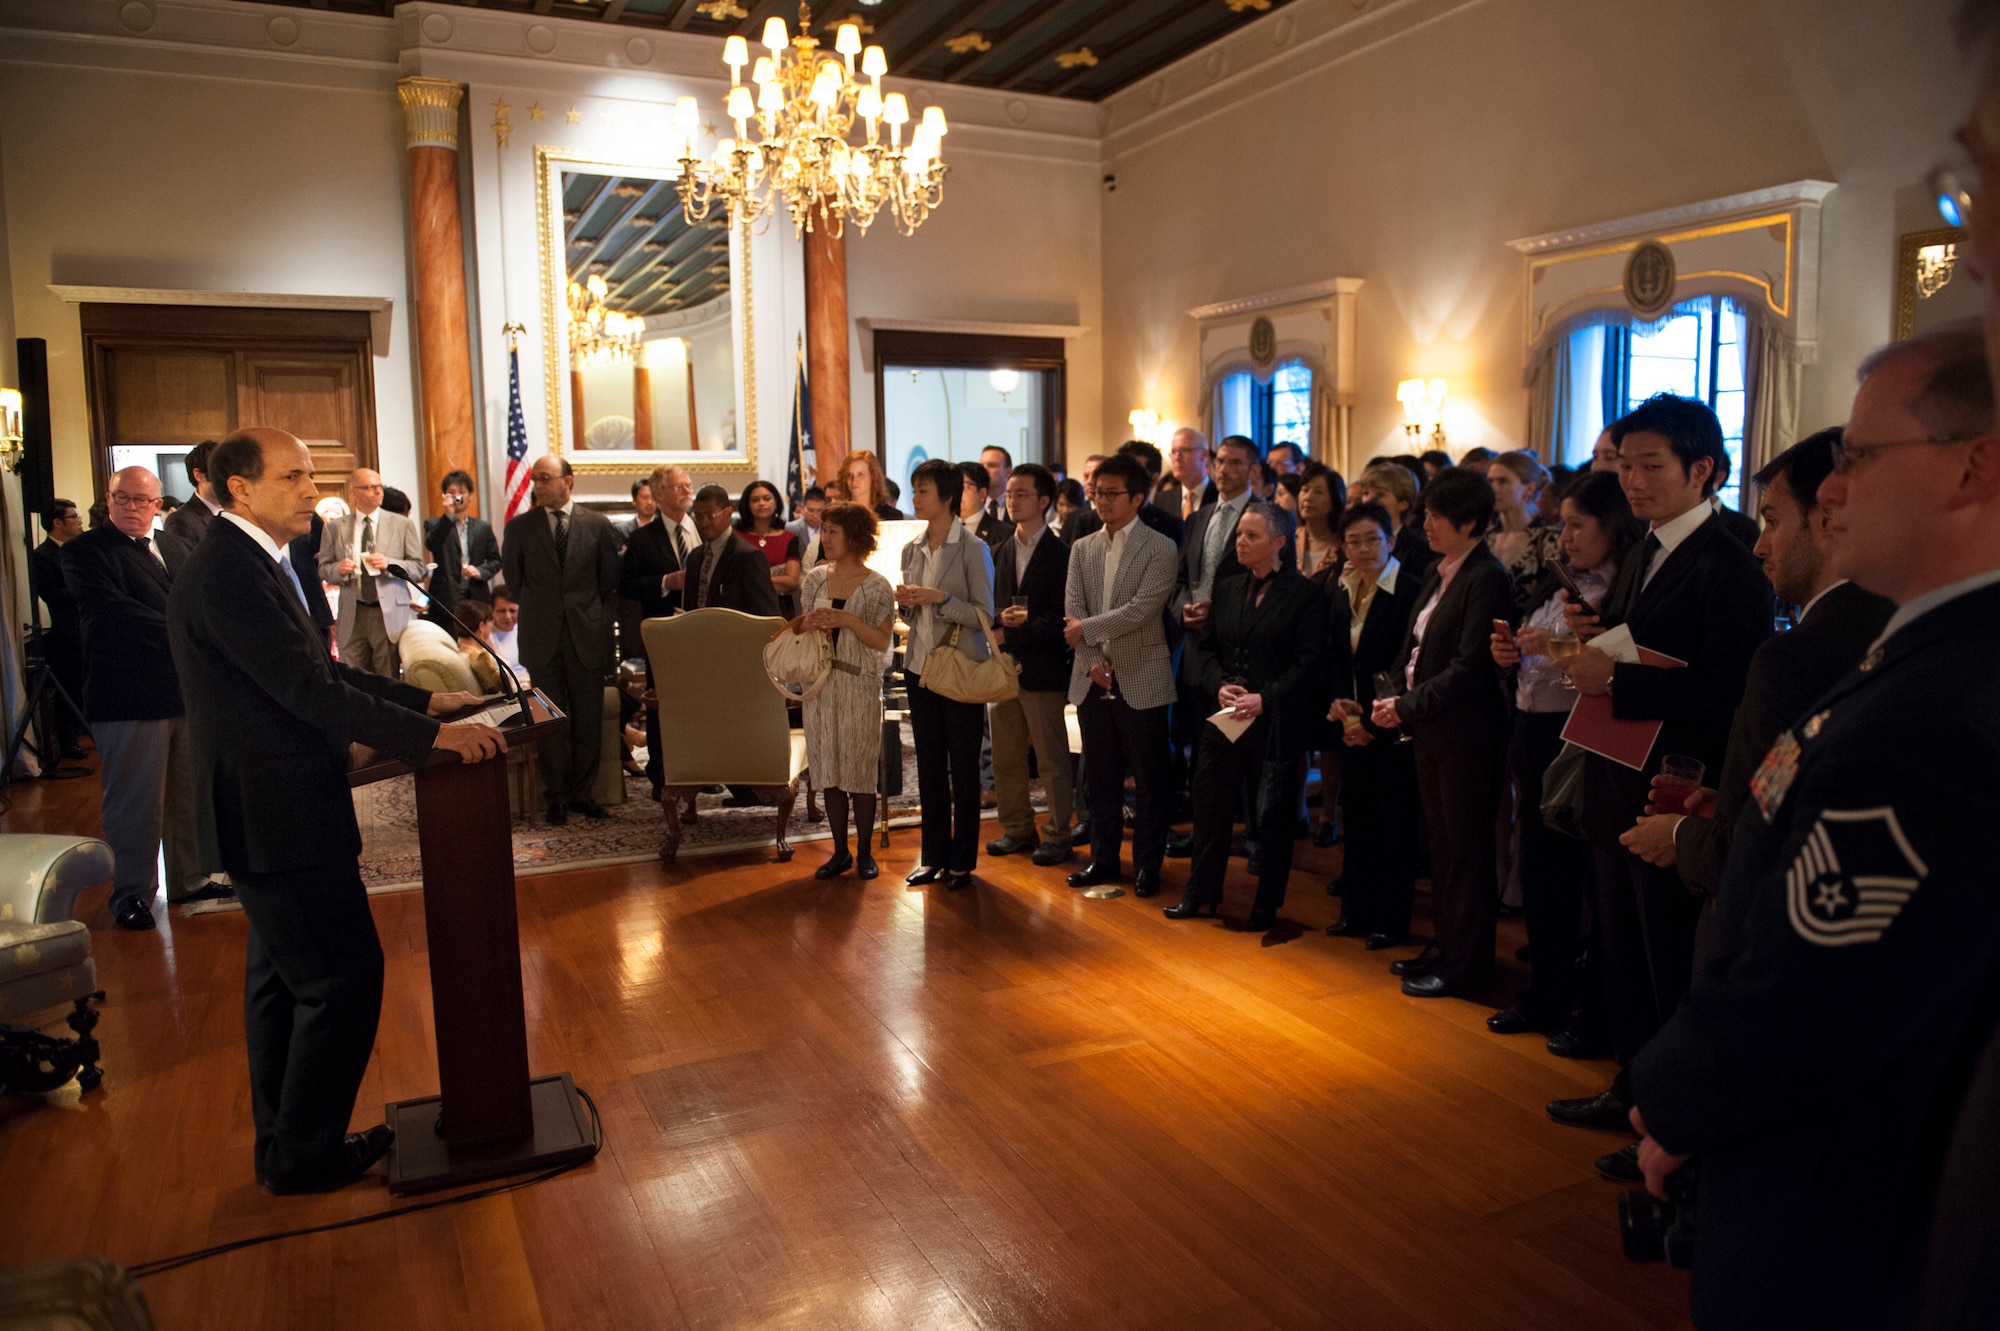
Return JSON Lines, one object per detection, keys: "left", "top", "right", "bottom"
{"left": 1558, "top": 635, "right": 1686, "bottom": 771}
{"left": 1207, "top": 708, "right": 1255, "bottom": 743}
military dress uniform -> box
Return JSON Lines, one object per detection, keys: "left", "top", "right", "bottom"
{"left": 1630, "top": 573, "right": 2000, "bottom": 1331}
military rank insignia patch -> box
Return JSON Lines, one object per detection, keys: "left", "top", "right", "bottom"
{"left": 1786, "top": 807, "right": 1929, "bottom": 947}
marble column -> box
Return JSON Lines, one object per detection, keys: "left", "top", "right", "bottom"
{"left": 397, "top": 77, "right": 477, "bottom": 519}
{"left": 633, "top": 363, "right": 654, "bottom": 450}
{"left": 803, "top": 222, "right": 850, "bottom": 485}
{"left": 570, "top": 369, "right": 585, "bottom": 453}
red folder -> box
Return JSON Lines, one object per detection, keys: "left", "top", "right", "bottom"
{"left": 1559, "top": 645, "right": 1687, "bottom": 771}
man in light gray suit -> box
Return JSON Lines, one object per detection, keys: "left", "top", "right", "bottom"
{"left": 786, "top": 485, "right": 827, "bottom": 569}
{"left": 502, "top": 454, "right": 622, "bottom": 825}
{"left": 317, "top": 468, "right": 428, "bottom": 677}
{"left": 1062, "top": 452, "right": 1178, "bottom": 896}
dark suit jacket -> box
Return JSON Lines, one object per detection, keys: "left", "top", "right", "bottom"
{"left": 1155, "top": 477, "right": 1216, "bottom": 522}
{"left": 1677, "top": 579, "right": 1894, "bottom": 900}
{"left": 682, "top": 532, "right": 781, "bottom": 617}
{"left": 159, "top": 498, "right": 215, "bottom": 579}
{"left": 1195, "top": 567, "right": 1328, "bottom": 755}
{"left": 618, "top": 515, "right": 697, "bottom": 619}
{"left": 61, "top": 524, "right": 182, "bottom": 721}
{"left": 1714, "top": 503, "right": 1761, "bottom": 550}
{"left": 991, "top": 526, "right": 1071, "bottom": 694}
{"left": 425, "top": 514, "right": 501, "bottom": 617}
{"left": 969, "top": 510, "right": 1012, "bottom": 549}
{"left": 288, "top": 515, "right": 336, "bottom": 646}
{"left": 1581, "top": 510, "right": 1774, "bottom": 843}
{"left": 1392, "top": 544, "right": 1512, "bottom": 744}
{"left": 1324, "top": 561, "right": 1427, "bottom": 740}
{"left": 167, "top": 518, "right": 438, "bottom": 875}
{"left": 32, "top": 538, "right": 79, "bottom": 635}
{"left": 501, "top": 504, "right": 622, "bottom": 671}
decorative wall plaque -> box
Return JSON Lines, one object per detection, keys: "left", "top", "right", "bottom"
{"left": 1623, "top": 239, "right": 1677, "bottom": 317}
{"left": 1248, "top": 316, "right": 1276, "bottom": 370}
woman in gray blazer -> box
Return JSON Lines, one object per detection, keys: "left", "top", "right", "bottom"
{"left": 897, "top": 458, "right": 998, "bottom": 890}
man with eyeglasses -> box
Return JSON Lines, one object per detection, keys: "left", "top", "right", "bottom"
{"left": 60, "top": 468, "right": 207, "bottom": 929}
{"left": 1624, "top": 321, "right": 2000, "bottom": 1331}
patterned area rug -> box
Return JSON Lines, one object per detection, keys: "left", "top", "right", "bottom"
{"left": 181, "top": 738, "right": 1024, "bottom": 915}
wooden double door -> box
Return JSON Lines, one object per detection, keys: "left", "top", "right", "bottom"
{"left": 82, "top": 303, "right": 378, "bottom": 500}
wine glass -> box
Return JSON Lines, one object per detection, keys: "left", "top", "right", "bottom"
{"left": 1372, "top": 670, "right": 1413, "bottom": 744}
{"left": 1546, "top": 632, "right": 1582, "bottom": 689}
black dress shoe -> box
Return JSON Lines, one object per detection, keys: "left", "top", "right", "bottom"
{"left": 1364, "top": 931, "right": 1411, "bottom": 951}
{"left": 1325, "top": 916, "right": 1366, "bottom": 938}
{"left": 1163, "top": 891, "right": 1219, "bottom": 920}
{"left": 1486, "top": 1006, "right": 1537, "bottom": 1035}
{"left": 176, "top": 881, "right": 236, "bottom": 904}
{"left": 1163, "top": 833, "right": 1192, "bottom": 859}
{"left": 1132, "top": 868, "right": 1161, "bottom": 898}
{"left": 1067, "top": 862, "right": 1118, "bottom": 888}
{"left": 1325, "top": 876, "right": 1344, "bottom": 896}
{"left": 1389, "top": 945, "right": 1440, "bottom": 977}
{"left": 944, "top": 871, "right": 973, "bottom": 891}
{"left": 815, "top": 851, "right": 854, "bottom": 879}
{"left": 1546, "top": 1025, "right": 1613, "bottom": 1061}
{"left": 114, "top": 898, "right": 156, "bottom": 931}
{"left": 1312, "top": 821, "right": 1339, "bottom": 848}
{"left": 905, "top": 866, "right": 942, "bottom": 886}
{"left": 1245, "top": 854, "right": 1262, "bottom": 878}
{"left": 572, "top": 799, "right": 609, "bottom": 820}
{"left": 985, "top": 833, "right": 1038, "bottom": 857}
{"left": 262, "top": 1125, "right": 396, "bottom": 1195}
{"left": 1068, "top": 822, "right": 1093, "bottom": 847}
{"left": 1546, "top": 1086, "right": 1634, "bottom": 1131}
{"left": 856, "top": 856, "right": 880, "bottom": 880}
{"left": 1030, "top": 840, "right": 1074, "bottom": 867}
{"left": 1595, "top": 1141, "right": 1643, "bottom": 1183}
{"left": 1245, "top": 908, "right": 1277, "bottom": 932}
{"left": 545, "top": 802, "right": 569, "bottom": 826}
{"left": 1401, "top": 974, "right": 1465, "bottom": 999}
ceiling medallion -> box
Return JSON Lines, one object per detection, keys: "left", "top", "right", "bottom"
{"left": 672, "top": 3, "right": 949, "bottom": 238}
{"left": 1055, "top": 47, "right": 1099, "bottom": 69}
{"left": 695, "top": 0, "right": 748, "bottom": 19}
{"left": 945, "top": 32, "right": 992, "bottom": 54}
{"left": 1623, "top": 239, "right": 1678, "bottom": 317}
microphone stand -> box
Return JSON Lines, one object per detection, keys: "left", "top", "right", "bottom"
{"left": 387, "top": 561, "right": 532, "bottom": 728}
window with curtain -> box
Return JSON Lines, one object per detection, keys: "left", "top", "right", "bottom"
{"left": 1215, "top": 359, "right": 1312, "bottom": 455}
{"left": 1559, "top": 297, "right": 1748, "bottom": 511}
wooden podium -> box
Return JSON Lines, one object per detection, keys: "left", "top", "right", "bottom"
{"left": 348, "top": 689, "right": 597, "bottom": 1195}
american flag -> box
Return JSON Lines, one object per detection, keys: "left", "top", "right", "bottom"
{"left": 786, "top": 339, "right": 814, "bottom": 511}
{"left": 501, "top": 343, "right": 533, "bottom": 522}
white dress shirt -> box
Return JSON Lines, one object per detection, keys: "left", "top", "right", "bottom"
{"left": 1641, "top": 500, "right": 1716, "bottom": 589}
{"left": 1101, "top": 521, "right": 1130, "bottom": 609}
{"left": 903, "top": 519, "right": 966, "bottom": 676}
{"left": 1012, "top": 521, "right": 1046, "bottom": 583}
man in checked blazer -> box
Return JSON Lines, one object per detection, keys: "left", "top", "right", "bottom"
{"left": 317, "top": 468, "right": 428, "bottom": 678}
{"left": 1062, "top": 452, "right": 1179, "bottom": 896}
{"left": 502, "top": 454, "right": 622, "bottom": 824}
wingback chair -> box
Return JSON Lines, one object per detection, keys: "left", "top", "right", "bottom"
{"left": 0, "top": 835, "right": 110, "bottom": 1094}
{"left": 641, "top": 608, "right": 805, "bottom": 865}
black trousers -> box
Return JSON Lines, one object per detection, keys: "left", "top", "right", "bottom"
{"left": 1513, "top": 710, "right": 1597, "bottom": 1026}
{"left": 1077, "top": 685, "right": 1170, "bottom": 876}
{"left": 233, "top": 862, "right": 384, "bottom": 1184}
{"left": 530, "top": 635, "right": 605, "bottom": 807}
{"left": 1188, "top": 718, "right": 1302, "bottom": 916}
{"left": 906, "top": 671, "right": 985, "bottom": 873}
{"left": 1414, "top": 724, "right": 1506, "bottom": 989}
{"left": 1337, "top": 736, "right": 1420, "bottom": 936}
{"left": 1592, "top": 844, "right": 1703, "bottom": 1068}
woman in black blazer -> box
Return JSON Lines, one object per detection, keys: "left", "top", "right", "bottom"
{"left": 1324, "top": 502, "right": 1426, "bottom": 948}
{"left": 1370, "top": 468, "right": 1514, "bottom": 999}
{"left": 1165, "top": 504, "right": 1327, "bottom": 930}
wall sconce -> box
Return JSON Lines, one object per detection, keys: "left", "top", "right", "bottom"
{"left": 1128, "top": 407, "right": 1163, "bottom": 444}
{"left": 0, "top": 387, "right": 23, "bottom": 474}
{"left": 1917, "top": 243, "right": 1958, "bottom": 299}
{"left": 1397, "top": 378, "right": 1447, "bottom": 447}
{"left": 989, "top": 368, "right": 1020, "bottom": 402}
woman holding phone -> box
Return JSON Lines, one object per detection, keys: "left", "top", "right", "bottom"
{"left": 1485, "top": 471, "right": 1643, "bottom": 1046}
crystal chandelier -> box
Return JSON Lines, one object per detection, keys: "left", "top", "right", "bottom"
{"left": 671, "top": 3, "right": 948, "bottom": 237}
{"left": 567, "top": 273, "right": 644, "bottom": 364}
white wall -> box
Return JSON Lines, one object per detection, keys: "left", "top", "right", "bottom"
{"left": 0, "top": 16, "right": 419, "bottom": 504}
{"left": 1096, "top": 0, "right": 1974, "bottom": 470}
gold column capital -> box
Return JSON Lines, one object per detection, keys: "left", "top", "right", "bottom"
{"left": 397, "top": 76, "right": 464, "bottom": 151}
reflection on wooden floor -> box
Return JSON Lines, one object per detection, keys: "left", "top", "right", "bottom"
{"left": 0, "top": 768, "right": 1689, "bottom": 1329}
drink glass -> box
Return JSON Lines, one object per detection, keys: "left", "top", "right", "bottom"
{"left": 1372, "top": 670, "right": 1413, "bottom": 744}
{"left": 1652, "top": 754, "right": 1706, "bottom": 814}
{"left": 1547, "top": 632, "right": 1581, "bottom": 689}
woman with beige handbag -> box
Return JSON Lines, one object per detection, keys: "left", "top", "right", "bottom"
{"left": 896, "top": 458, "right": 999, "bottom": 891}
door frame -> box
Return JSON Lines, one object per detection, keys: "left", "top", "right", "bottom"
{"left": 79, "top": 302, "right": 378, "bottom": 500}
{"left": 871, "top": 329, "right": 1066, "bottom": 470}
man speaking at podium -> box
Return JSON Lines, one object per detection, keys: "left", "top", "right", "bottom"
{"left": 169, "top": 428, "right": 507, "bottom": 1195}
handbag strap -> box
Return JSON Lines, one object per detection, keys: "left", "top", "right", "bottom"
{"left": 941, "top": 602, "right": 995, "bottom": 650}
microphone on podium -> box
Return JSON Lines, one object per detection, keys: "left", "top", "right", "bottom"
{"left": 387, "top": 562, "right": 533, "bottom": 728}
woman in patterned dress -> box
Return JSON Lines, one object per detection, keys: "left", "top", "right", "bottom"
{"left": 1485, "top": 452, "right": 1565, "bottom": 616}
{"left": 786, "top": 502, "right": 895, "bottom": 880}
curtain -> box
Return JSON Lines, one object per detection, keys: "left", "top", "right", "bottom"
{"left": 1743, "top": 306, "right": 1807, "bottom": 490}
{"left": 1523, "top": 337, "right": 1563, "bottom": 464}
{"left": 1251, "top": 379, "right": 1274, "bottom": 452}
{"left": 1601, "top": 326, "right": 1630, "bottom": 427}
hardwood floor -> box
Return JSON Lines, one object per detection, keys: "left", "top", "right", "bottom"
{"left": 1, "top": 768, "right": 1691, "bottom": 1329}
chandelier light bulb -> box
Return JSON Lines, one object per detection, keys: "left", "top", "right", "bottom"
{"left": 835, "top": 22, "right": 862, "bottom": 57}
{"left": 862, "top": 45, "right": 888, "bottom": 80}
{"left": 675, "top": 95, "right": 699, "bottom": 129}
{"left": 761, "top": 16, "right": 788, "bottom": 51}
{"left": 722, "top": 34, "right": 748, "bottom": 75}
{"left": 856, "top": 84, "right": 882, "bottom": 122}
{"left": 726, "top": 85, "right": 754, "bottom": 123}
{"left": 757, "top": 79, "right": 783, "bottom": 115}
{"left": 810, "top": 63, "right": 841, "bottom": 108}
{"left": 882, "top": 92, "right": 908, "bottom": 124}
{"left": 920, "top": 105, "right": 947, "bottom": 136}
{"left": 750, "top": 54, "right": 772, "bottom": 85}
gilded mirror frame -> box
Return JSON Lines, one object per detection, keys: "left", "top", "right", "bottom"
{"left": 535, "top": 144, "right": 756, "bottom": 477}
{"left": 1893, "top": 226, "right": 1969, "bottom": 340}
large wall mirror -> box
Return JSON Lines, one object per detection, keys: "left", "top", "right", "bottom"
{"left": 1894, "top": 226, "right": 1976, "bottom": 340}
{"left": 536, "top": 147, "right": 752, "bottom": 479}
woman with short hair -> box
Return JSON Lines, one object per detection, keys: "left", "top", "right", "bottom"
{"left": 1352, "top": 462, "right": 1432, "bottom": 580}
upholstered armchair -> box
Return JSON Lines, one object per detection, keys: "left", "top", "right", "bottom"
{"left": 0, "top": 834, "right": 110, "bottom": 1095}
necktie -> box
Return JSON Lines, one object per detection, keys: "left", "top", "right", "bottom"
{"left": 696, "top": 543, "right": 711, "bottom": 609}
{"left": 672, "top": 523, "right": 687, "bottom": 568}
{"left": 554, "top": 510, "right": 569, "bottom": 565}
{"left": 359, "top": 515, "right": 378, "bottom": 604}
{"left": 280, "top": 553, "right": 311, "bottom": 614}
{"left": 1605, "top": 533, "right": 1658, "bottom": 621}
{"left": 1182, "top": 488, "right": 1195, "bottom": 520}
